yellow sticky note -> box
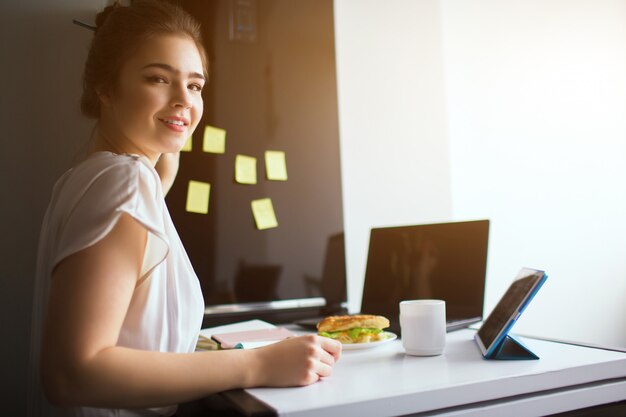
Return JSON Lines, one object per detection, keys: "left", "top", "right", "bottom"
{"left": 202, "top": 125, "right": 226, "bottom": 154}
{"left": 251, "top": 198, "right": 278, "bottom": 230}
{"left": 186, "top": 180, "right": 210, "bottom": 214}
{"left": 235, "top": 154, "right": 257, "bottom": 184}
{"left": 181, "top": 135, "right": 193, "bottom": 152}
{"left": 265, "top": 150, "right": 288, "bottom": 181}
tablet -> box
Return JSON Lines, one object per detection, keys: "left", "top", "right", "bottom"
{"left": 474, "top": 268, "right": 547, "bottom": 359}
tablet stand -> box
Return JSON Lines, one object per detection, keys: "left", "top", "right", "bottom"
{"left": 487, "top": 334, "right": 539, "bottom": 360}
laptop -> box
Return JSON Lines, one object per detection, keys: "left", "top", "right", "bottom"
{"left": 360, "top": 219, "right": 489, "bottom": 334}
{"left": 295, "top": 220, "right": 489, "bottom": 334}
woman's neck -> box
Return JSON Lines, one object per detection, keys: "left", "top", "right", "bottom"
{"left": 89, "top": 125, "right": 159, "bottom": 166}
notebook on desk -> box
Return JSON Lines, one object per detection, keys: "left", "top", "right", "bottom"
{"left": 296, "top": 220, "right": 490, "bottom": 334}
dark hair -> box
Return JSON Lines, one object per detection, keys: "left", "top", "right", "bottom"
{"left": 81, "top": 0, "right": 208, "bottom": 119}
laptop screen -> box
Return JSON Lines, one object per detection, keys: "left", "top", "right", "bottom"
{"left": 360, "top": 220, "right": 490, "bottom": 333}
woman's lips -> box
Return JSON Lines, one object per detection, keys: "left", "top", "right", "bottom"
{"left": 158, "top": 117, "right": 188, "bottom": 133}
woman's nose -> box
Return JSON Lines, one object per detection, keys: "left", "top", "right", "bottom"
{"left": 171, "top": 84, "right": 192, "bottom": 108}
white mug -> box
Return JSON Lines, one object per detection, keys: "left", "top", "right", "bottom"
{"left": 400, "top": 299, "right": 446, "bottom": 356}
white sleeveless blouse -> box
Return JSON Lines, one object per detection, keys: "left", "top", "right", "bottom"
{"left": 28, "top": 152, "right": 205, "bottom": 417}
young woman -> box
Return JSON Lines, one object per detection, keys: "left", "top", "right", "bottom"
{"left": 28, "top": 1, "right": 341, "bottom": 416}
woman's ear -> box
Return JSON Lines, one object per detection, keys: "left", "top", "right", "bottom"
{"left": 97, "top": 89, "right": 112, "bottom": 108}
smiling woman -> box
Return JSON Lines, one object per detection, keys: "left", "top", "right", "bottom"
{"left": 27, "top": 1, "right": 341, "bottom": 417}
{"left": 94, "top": 34, "right": 205, "bottom": 162}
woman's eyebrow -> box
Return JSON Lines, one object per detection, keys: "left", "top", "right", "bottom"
{"left": 142, "top": 63, "right": 205, "bottom": 80}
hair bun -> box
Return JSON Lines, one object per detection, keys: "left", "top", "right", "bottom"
{"left": 81, "top": 0, "right": 208, "bottom": 119}
{"left": 95, "top": 1, "right": 123, "bottom": 32}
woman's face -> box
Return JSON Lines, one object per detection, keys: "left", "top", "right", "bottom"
{"left": 100, "top": 34, "right": 205, "bottom": 162}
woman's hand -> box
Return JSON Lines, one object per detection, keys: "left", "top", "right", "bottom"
{"left": 154, "top": 152, "right": 180, "bottom": 196}
{"left": 250, "top": 335, "right": 342, "bottom": 387}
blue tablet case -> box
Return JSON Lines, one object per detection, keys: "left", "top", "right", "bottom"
{"left": 485, "top": 334, "right": 539, "bottom": 360}
{"left": 476, "top": 268, "right": 547, "bottom": 360}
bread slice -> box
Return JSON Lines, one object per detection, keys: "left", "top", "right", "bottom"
{"left": 317, "top": 314, "right": 390, "bottom": 333}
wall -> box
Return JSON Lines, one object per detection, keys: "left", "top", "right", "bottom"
{"left": 441, "top": 0, "right": 626, "bottom": 347}
{"left": 334, "top": 0, "right": 454, "bottom": 310}
{"left": 201, "top": 0, "right": 344, "bottom": 299}
{"left": 1, "top": 0, "right": 107, "bottom": 414}
{"left": 335, "top": 0, "right": 626, "bottom": 348}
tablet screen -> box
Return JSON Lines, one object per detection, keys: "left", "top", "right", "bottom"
{"left": 477, "top": 270, "right": 544, "bottom": 352}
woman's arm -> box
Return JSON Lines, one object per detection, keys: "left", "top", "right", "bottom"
{"left": 41, "top": 213, "right": 341, "bottom": 408}
{"left": 154, "top": 152, "right": 180, "bottom": 196}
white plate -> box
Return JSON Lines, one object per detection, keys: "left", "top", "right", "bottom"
{"left": 341, "top": 332, "right": 397, "bottom": 351}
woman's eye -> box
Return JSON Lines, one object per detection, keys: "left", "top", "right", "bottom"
{"left": 147, "top": 76, "right": 167, "bottom": 84}
{"left": 189, "top": 83, "right": 203, "bottom": 92}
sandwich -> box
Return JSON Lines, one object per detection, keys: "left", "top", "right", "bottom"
{"left": 317, "top": 314, "right": 390, "bottom": 344}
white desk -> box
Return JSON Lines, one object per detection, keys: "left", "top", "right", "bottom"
{"left": 227, "top": 329, "right": 626, "bottom": 417}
